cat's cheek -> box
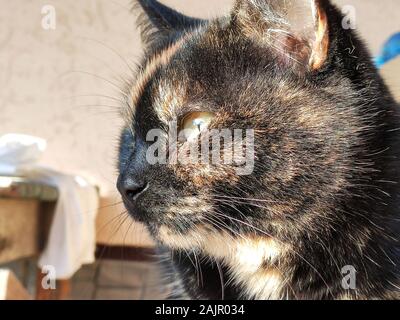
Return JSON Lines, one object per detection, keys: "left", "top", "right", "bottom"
{"left": 172, "top": 164, "right": 240, "bottom": 188}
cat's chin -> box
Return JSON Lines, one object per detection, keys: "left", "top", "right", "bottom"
{"left": 151, "top": 224, "right": 206, "bottom": 251}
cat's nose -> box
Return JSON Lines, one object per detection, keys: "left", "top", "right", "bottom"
{"left": 117, "top": 175, "right": 148, "bottom": 204}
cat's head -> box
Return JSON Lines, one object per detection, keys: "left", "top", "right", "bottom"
{"left": 118, "top": 0, "right": 384, "bottom": 252}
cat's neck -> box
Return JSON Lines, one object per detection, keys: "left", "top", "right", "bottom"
{"left": 198, "top": 213, "right": 400, "bottom": 299}
{"left": 202, "top": 235, "right": 285, "bottom": 299}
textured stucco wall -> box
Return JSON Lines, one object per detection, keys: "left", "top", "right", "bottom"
{"left": 1, "top": 1, "right": 399, "bottom": 245}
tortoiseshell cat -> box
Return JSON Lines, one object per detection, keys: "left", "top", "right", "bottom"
{"left": 117, "top": 0, "right": 400, "bottom": 299}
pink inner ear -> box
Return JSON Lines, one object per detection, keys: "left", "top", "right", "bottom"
{"left": 270, "top": 1, "right": 329, "bottom": 71}
{"left": 234, "top": 0, "right": 330, "bottom": 71}
{"left": 267, "top": 30, "right": 312, "bottom": 69}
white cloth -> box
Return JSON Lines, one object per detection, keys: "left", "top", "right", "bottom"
{"left": 34, "top": 169, "right": 99, "bottom": 279}
{"left": 0, "top": 133, "right": 46, "bottom": 174}
{"left": 0, "top": 134, "right": 99, "bottom": 279}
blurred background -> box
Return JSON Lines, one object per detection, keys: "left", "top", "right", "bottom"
{"left": 0, "top": 0, "right": 399, "bottom": 300}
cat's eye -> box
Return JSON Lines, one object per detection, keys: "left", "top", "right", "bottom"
{"left": 179, "top": 112, "right": 215, "bottom": 142}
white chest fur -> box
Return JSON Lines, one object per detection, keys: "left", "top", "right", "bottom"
{"left": 159, "top": 226, "right": 288, "bottom": 299}
{"left": 203, "top": 236, "right": 286, "bottom": 300}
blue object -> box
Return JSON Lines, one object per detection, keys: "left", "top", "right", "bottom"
{"left": 375, "top": 32, "right": 400, "bottom": 68}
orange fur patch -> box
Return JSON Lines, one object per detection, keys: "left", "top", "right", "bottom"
{"left": 310, "top": 4, "right": 329, "bottom": 70}
{"left": 129, "top": 38, "right": 186, "bottom": 111}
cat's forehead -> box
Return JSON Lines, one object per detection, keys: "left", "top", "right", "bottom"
{"left": 127, "top": 37, "right": 198, "bottom": 125}
{"left": 129, "top": 37, "right": 188, "bottom": 113}
{"left": 127, "top": 22, "right": 311, "bottom": 126}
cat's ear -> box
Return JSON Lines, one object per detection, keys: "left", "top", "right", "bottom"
{"left": 134, "top": 0, "right": 206, "bottom": 47}
{"left": 233, "top": 0, "right": 329, "bottom": 71}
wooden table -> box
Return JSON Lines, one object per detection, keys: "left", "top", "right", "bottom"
{"left": 0, "top": 176, "right": 57, "bottom": 264}
{"left": 0, "top": 176, "right": 62, "bottom": 299}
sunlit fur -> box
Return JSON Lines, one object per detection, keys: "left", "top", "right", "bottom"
{"left": 118, "top": 0, "right": 400, "bottom": 299}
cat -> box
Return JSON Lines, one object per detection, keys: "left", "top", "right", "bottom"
{"left": 117, "top": 0, "right": 400, "bottom": 300}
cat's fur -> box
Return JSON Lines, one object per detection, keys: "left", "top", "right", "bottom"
{"left": 118, "top": 0, "right": 400, "bottom": 299}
